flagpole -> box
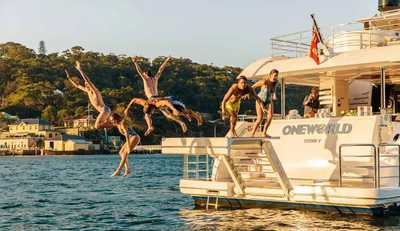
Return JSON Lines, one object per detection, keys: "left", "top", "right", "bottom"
{"left": 310, "top": 14, "right": 324, "bottom": 44}
{"left": 310, "top": 14, "right": 330, "bottom": 56}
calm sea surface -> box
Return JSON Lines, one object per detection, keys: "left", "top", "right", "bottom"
{"left": 1, "top": 154, "right": 400, "bottom": 230}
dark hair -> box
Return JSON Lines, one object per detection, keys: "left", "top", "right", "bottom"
{"left": 270, "top": 69, "right": 279, "bottom": 75}
{"left": 236, "top": 75, "right": 248, "bottom": 82}
{"left": 311, "top": 87, "right": 319, "bottom": 92}
{"left": 110, "top": 113, "right": 123, "bottom": 123}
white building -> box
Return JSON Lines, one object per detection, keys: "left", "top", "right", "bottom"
{"left": 45, "top": 134, "right": 99, "bottom": 152}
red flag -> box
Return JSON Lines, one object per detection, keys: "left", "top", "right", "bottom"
{"left": 309, "top": 27, "right": 320, "bottom": 65}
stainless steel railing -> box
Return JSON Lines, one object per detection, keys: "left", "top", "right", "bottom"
{"left": 183, "top": 153, "right": 212, "bottom": 180}
{"left": 339, "top": 144, "right": 377, "bottom": 188}
{"left": 378, "top": 143, "right": 400, "bottom": 187}
{"left": 339, "top": 143, "right": 400, "bottom": 188}
{"left": 270, "top": 22, "right": 400, "bottom": 58}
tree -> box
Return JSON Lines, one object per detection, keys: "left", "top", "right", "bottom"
{"left": 41, "top": 105, "right": 57, "bottom": 124}
{"left": 0, "top": 42, "right": 308, "bottom": 143}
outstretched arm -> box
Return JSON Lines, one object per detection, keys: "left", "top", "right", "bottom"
{"left": 123, "top": 99, "right": 137, "bottom": 119}
{"left": 249, "top": 87, "right": 265, "bottom": 108}
{"left": 252, "top": 80, "right": 265, "bottom": 90}
{"left": 74, "top": 61, "right": 96, "bottom": 89}
{"left": 155, "top": 56, "right": 171, "bottom": 79}
{"left": 65, "top": 70, "right": 86, "bottom": 92}
{"left": 131, "top": 57, "right": 147, "bottom": 80}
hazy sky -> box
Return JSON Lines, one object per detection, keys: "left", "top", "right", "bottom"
{"left": 0, "top": 0, "right": 377, "bottom": 67}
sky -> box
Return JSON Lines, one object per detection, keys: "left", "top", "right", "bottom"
{"left": 0, "top": 0, "right": 377, "bottom": 67}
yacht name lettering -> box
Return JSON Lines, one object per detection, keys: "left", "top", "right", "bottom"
{"left": 282, "top": 123, "right": 352, "bottom": 135}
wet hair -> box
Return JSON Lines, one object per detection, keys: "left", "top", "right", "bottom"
{"left": 236, "top": 75, "right": 248, "bottom": 82}
{"left": 110, "top": 113, "right": 123, "bottom": 123}
{"left": 270, "top": 69, "right": 279, "bottom": 75}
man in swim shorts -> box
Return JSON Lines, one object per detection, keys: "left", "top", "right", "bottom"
{"left": 130, "top": 56, "right": 203, "bottom": 135}
{"left": 220, "top": 76, "right": 264, "bottom": 137}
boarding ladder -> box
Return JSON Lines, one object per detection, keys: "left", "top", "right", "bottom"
{"left": 161, "top": 136, "right": 293, "bottom": 208}
{"left": 229, "top": 138, "right": 293, "bottom": 199}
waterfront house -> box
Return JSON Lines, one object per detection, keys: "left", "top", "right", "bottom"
{"left": 8, "top": 118, "right": 53, "bottom": 136}
{"left": 44, "top": 134, "right": 100, "bottom": 154}
{"left": 0, "top": 136, "right": 42, "bottom": 155}
{"left": 63, "top": 115, "right": 95, "bottom": 129}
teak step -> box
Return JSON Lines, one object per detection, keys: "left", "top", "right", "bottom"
{"left": 245, "top": 187, "right": 286, "bottom": 197}
{"left": 244, "top": 180, "right": 282, "bottom": 189}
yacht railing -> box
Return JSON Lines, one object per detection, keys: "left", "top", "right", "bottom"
{"left": 339, "top": 144, "right": 377, "bottom": 188}
{"left": 339, "top": 143, "right": 400, "bottom": 188}
{"left": 270, "top": 22, "right": 400, "bottom": 58}
{"left": 378, "top": 143, "right": 400, "bottom": 187}
{"left": 183, "top": 153, "right": 212, "bottom": 180}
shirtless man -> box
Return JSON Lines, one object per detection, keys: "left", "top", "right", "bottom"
{"left": 65, "top": 61, "right": 112, "bottom": 129}
{"left": 131, "top": 56, "right": 203, "bottom": 135}
{"left": 250, "top": 69, "right": 279, "bottom": 137}
{"left": 221, "top": 76, "right": 264, "bottom": 137}
{"left": 132, "top": 56, "right": 170, "bottom": 99}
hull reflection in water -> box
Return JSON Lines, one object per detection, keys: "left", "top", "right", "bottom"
{"left": 179, "top": 208, "right": 400, "bottom": 230}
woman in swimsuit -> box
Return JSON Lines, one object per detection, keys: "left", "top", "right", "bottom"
{"left": 110, "top": 106, "right": 141, "bottom": 177}
{"left": 250, "top": 69, "right": 279, "bottom": 137}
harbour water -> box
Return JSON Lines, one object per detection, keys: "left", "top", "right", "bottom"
{"left": 1, "top": 154, "right": 400, "bottom": 230}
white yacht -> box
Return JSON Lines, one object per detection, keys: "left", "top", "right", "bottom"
{"left": 162, "top": 1, "right": 400, "bottom": 215}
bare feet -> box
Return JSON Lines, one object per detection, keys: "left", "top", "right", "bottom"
{"left": 180, "top": 122, "right": 188, "bottom": 133}
{"left": 123, "top": 169, "right": 130, "bottom": 177}
{"left": 111, "top": 169, "right": 121, "bottom": 177}
{"left": 194, "top": 113, "right": 204, "bottom": 126}
{"left": 227, "top": 130, "right": 238, "bottom": 137}
{"left": 263, "top": 133, "right": 272, "bottom": 138}
{"left": 144, "top": 127, "right": 155, "bottom": 136}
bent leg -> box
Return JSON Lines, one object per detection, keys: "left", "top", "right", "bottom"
{"left": 229, "top": 112, "right": 238, "bottom": 137}
{"left": 262, "top": 104, "right": 273, "bottom": 136}
{"left": 185, "top": 109, "right": 204, "bottom": 126}
{"left": 155, "top": 99, "right": 180, "bottom": 116}
{"left": 250, "top": 102, "right": 264, "bottom": 137}
{"left": 123, "top": 135, "right": 140, "bottom": 176}
{"left": 95, "top": 109, "right": 111, "bottom": 129}
{"left": 160, "top": 110, "right": 187, "bottom": 133}
{"left": 144, "top": 113, "right": 155, "bottom": 136}
{"left": 112, "top": 142, "right": 128, "bottom": 176}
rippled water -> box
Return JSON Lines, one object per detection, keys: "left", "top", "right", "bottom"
{"left": 1, "top": 154, "right": 400, "bottom": 230}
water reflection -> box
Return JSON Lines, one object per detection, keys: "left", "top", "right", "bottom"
{"left": 179, "top": 208, "right": 400, "bottom": 230}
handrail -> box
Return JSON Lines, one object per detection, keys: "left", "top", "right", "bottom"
{"left": 183, "top": 153, "right": 211, "bottom": 180}
{"left": 338, "top": 144, "right": 377, "bottom": 188}
{"left": 378, "top": 143, "right": 400, "bottom": 187}
{"left": 339, "top": 143, "right": 400, "bottom": 188}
